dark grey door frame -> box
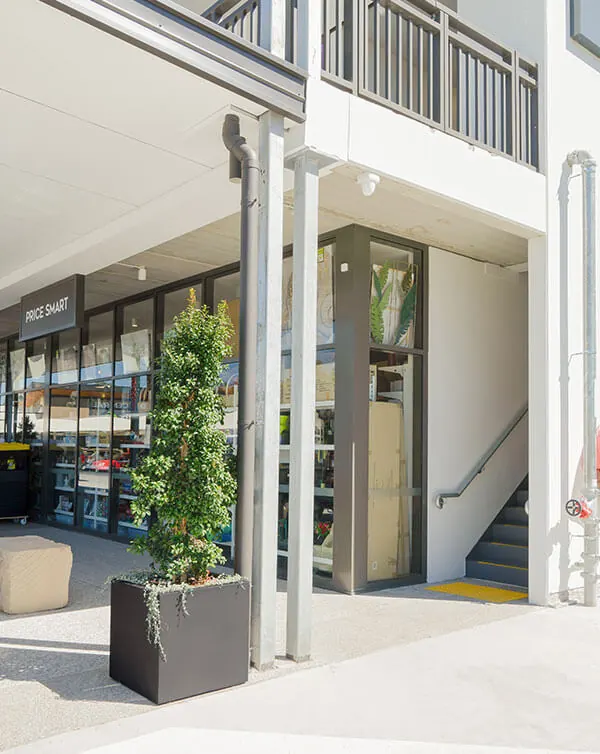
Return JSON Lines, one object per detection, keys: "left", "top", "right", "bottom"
{"left": 332, "top": 225, "right": 428, "bottom": 593}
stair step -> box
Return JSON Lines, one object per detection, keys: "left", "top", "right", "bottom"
{"left": 471, "top": 541, "right": 528, "bottom": 567}
{"left": 515, "top": 490, "right": 529, "bottom": 504}
{"left": 466, "top": 560, "right": 528, "bottom": 588}
{"left": 501, "top": 506, "right": 529, "bottom": 525}
{"left": 491, "top": 523, "right": 528, "bottom": 546}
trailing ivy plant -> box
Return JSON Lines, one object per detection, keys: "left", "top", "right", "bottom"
{"left": 109, "top": 570, "right": 239, "bottom": 660}
{"left": 128, "top": 289, "right": 237, "bottom": 585}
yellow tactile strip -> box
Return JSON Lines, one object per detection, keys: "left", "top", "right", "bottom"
{"left": 425, "top": 581, "right": 527, "bottom": 603}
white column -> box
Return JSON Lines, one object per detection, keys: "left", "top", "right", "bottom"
{"left": 297, "top": 0, "right": 322, "bottom": 78}
{"left": 287, "top": 152, "right": 319, "bottom": 662}
{"left": 259, "top": 0, "right": 286, "bottom": 59}
{"left": 528, "top": 235, "right": 553, "bottom": 605}
{"left": 252, "top": 110, "right": 285, "bottom": 670}
{"left": 528, "top": 224, "right": 574, "bottom": 606}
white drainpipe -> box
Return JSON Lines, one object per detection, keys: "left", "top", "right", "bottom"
{"left": 567, "top": 150, "right": 598, "bottom": 607}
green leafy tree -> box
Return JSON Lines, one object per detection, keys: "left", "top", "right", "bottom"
{"left": 129, "top": 290, "right": 237, "bottom": 584}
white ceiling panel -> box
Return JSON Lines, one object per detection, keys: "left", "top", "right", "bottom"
{"left": 0, "top": 91, "right": 209, "bottom": 206}
{"left": 0, "top": 164, "right": 133, "bottom": 276}
{"left": 315, "top": 167, "right": 528, "bottom": 266}
{"left": 0, "top": 0, "right": 264, "bottom": 167}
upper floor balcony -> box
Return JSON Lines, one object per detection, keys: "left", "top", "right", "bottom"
{"left": 203, "top": 0, "right": 539, "bottom": 170}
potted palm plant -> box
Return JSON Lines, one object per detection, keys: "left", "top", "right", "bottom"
{"left": 109, "top": 290, "right": 248, "bottom": 705}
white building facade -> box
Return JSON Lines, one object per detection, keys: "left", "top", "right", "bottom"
{"left": 0, "top": 0, "right": 598, "bottom": 664}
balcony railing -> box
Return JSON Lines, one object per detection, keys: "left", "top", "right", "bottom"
{"left": 204, "top": 0, "right": 539, "bottom": 169}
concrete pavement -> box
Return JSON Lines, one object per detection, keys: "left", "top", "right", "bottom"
{"left": 5, "top": 603, "right": 600, "bottom": 753}
{"left": 80, "top": 729, "right": 600, "bottom": 754}
{"left": 0, "top": 523, "right": 534, "bottom": 751}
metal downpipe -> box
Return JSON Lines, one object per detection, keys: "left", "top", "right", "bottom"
{"left": 567, "top": 150, "right": 598, "bottom": 607}
{"left": 222, "top": 114, "right": 259, "bottom": 581}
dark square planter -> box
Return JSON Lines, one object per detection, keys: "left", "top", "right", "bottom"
{"left": 109, "top": 578, "right": 250, "bottom": 704}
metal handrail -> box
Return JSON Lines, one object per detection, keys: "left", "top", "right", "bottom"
{"left": 435, "top": 405, "right": 528, "bottom": 509}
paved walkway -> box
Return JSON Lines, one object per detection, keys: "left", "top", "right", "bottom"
{"left": 6, "top": 605, "right": 600, "bottom": 754}
{"left": 3, "top": 523, "right": 593, "bottom": 753}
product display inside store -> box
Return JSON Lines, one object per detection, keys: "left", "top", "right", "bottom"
{"left": 367, "top": 239, "right": 423, "bottom": 582}
{"left": 0, "top": 226, "right": 425, "bottom": 592}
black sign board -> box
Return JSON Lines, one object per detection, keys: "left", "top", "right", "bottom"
{"left": 19, "top": 275, "right": 84, "bottom": 341}
{"left": 571, "top": 0, "right": 600, "bottom": 58}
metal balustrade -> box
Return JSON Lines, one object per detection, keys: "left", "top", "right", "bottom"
{"left": 203, "top": 0, "right": 539, "bottom": 169}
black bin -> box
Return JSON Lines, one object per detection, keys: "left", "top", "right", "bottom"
{"left": 0, "top": 443, "right": 30, "bottom": 523}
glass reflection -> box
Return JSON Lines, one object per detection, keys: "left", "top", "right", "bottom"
{"left": 49, "top": 388, "right": 78, "bottom": 526}
{"left": 78, "top": 382, "right": 112, "bottom": 533}
{"left": 112, "top": 376, "right": 151, "bottom": 538}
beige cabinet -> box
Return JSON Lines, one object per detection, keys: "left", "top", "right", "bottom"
{"left": 367, "top": 401, "right": 410, "bottom": 580}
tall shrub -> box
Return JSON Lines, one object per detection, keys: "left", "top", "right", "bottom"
{"left": 130, "top": 290, "right": 236, "bottom": 584}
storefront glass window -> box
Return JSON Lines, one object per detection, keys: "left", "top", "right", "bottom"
{"left": 218, "top": 361, "right": 239, "bottom": 450}
{"left": 164, "top": 287, "right": 201, "bottom": 334}
{"left": 26, "top": 338, "right": 49, "bottom": 389}
{"left": 0, "top": 341, "right": 7, "bottom": 394}
{"left": 24, "top": 390, "right": 44, "bottom": 445}
{"left": 8, "top": 340, "right": 26, "bottom": 392}
{"left": 367, "top": 349, "right": 423, "bottom": 581}
{"left": 116, "top": 299, "right": 153, "bottom": 376}
{"left": 112, "top": 376, "right": 151, "bottom": 538}
{"left": 0, "top": 395, "right": 6, "bottom": 443}
{"left": 52, "top": 330, "right": 79, "bottom": 385}
{"left": 82, "top": 311, "right": 114, "bottom": 381}
{"left": 78, "top": 381, "right": 112, "bottom": 533}
{"left": 48, "top": 388, "right": 78, "bottom": 526}
{"left": 370, "top": 242, "right": 418, "bottom": 349}
{"left": 25, "top": 390, "right": 46, "bottom": 519}
{"left": 281, "top": 245, "right": 335, "bottom": 350}
{"left": 6, "top": 392, "right": 24, "bottom": 442}
{"left": 278, "top": 348, "right": 336, "bottom": 579}
{"left": 214, "top": 273, "right": 240, "bottom": 360}
{"left": 277, "top": 243, "right": 336, "bottom": 577}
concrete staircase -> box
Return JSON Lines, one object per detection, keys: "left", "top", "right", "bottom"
{"left": 466, "top": 478, "right": 528, "bottom": 588}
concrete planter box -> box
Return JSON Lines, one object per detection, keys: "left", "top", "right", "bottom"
{"left": 109, "top": 578, "right": 250, "bottom": 704}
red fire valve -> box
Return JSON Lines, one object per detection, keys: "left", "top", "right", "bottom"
{"left": 566, "top": 498, "right": 594, "bottom": 519}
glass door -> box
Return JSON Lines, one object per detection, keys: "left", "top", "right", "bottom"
{"left": 367, "top": 240, "right": 423, "bottom": 582}
{"left": 78, "top": 382, "right": 112, "bottom": 533}
{"left": 48, "top": 388, "right": 78, "bottom": 526}
{"left": 112, "top": 376, "right": 152, "bottom": 538}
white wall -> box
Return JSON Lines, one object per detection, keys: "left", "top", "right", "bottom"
{"left": 457, "top": 0, "right": 546, "bottom": 64}
{"left": 427, "top": 248, "right": 528, "bottom": 583}
{"left": 301, "top": 79, "right": 546, "bottom": 239}
{"left": 528, "top": 0, "right": 600, "bottom": 603}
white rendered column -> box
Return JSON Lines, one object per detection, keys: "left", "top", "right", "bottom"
{"left": 250, "top": 0, "right": 286, "bottom": 671}
{"left": 297, "top": 0, "right": 322, "bottom": 78}
{"left": 287, "top": 152, "right": 319, "bottom": 661}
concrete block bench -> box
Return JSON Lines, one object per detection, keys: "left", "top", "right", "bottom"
{"left": 0, "top": 536, "right": 73, "bottom": 614}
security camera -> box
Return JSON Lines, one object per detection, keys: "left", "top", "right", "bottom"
{"left": 357, "top": 172, "right": 381, "bottom": 197}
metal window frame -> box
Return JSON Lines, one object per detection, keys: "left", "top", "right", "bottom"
{"left": 332, "top": 225, "right": 428, "bottom": 593}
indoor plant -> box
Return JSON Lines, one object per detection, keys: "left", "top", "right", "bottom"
{"left": 109, "top": 290, "right": 248, "bottom": 705}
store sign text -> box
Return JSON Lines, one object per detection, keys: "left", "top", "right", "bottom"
{"left": 20, "top": 276, "right": 84, "bottom": 341}
{"left": 24, "top": 297, "right": 70, "bottom": 324}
